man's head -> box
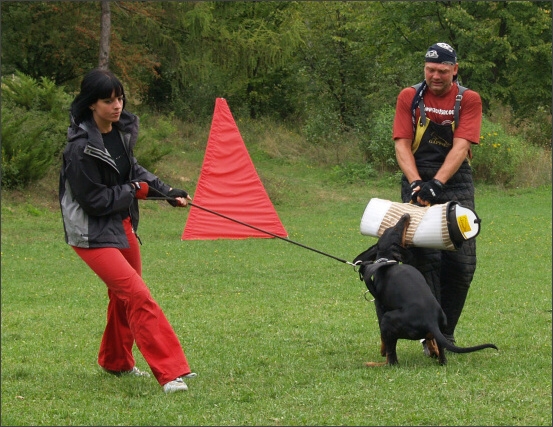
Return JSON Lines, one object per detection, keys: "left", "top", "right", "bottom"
{"left": 424, "top": 42, "right": 459, "bottom": 96}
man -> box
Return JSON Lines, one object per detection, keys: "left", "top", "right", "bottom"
{"left": 392, "top": 42, "right": 483, "bottom": 350}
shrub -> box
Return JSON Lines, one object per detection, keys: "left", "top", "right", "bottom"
{"left": 134, "top": 112, "right": 175, "bottom": 171}
{"left": 473, "top": 114, "right": 552, "bottom": 188}
{"left": 515, "top": 105, "right": 552, "bottom": 150}
{"left": 486, "top": 99, "right": 552, "bottom": 150}
{"left": 302, "top": 104, "right": 342, "bottom": 145}
{"left": 360, "top": 105, "right": 397, "bottom": 172}
{"left": 471, "top": 118, "right": 524, "bottom": 186}
{"left": 1, "top": 72, "right": 71, "bottom": 189}
{"left": 329, "top": 162, "right": 377, "bottom": 184}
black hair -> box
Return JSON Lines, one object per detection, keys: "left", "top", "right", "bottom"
{"left": 70, "top": 68, "right": 126, "bottom": 124}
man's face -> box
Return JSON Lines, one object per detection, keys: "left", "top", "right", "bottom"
{"left": 424, "top": 63, "right": 458, "bottom": 96}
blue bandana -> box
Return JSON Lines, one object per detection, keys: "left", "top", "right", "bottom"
{"left": 425, "top": 43, "right": 457, "bottom": 65}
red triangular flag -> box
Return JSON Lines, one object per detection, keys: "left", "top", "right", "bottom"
{"left": 182, "top": 98, "right": 288, "bottom": 240}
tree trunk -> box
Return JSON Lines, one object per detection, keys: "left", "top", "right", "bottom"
{"left": 98, "top": 1, "right": 111, "bottom": 69}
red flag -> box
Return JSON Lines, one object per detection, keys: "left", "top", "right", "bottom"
{"left": 182, "top": 98, "right": 287, "bottom": 240}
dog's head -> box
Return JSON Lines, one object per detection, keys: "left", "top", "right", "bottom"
{"left": 353, "top": 213, "right": 412, "bottom": 272}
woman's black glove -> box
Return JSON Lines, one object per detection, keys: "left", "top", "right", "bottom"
{"left": 167, "top": 188, "right": 189, "bottom": 207}
{"left": 417, "top": 179, "right": 444, "bottom": 205}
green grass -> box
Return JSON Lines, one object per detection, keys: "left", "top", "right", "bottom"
{"left": 1, "top": 155, "right": 551, "bottom": 426}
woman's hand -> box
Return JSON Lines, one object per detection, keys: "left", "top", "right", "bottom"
{"left": 167, "top": 188, "right": 191, "bottom": 207}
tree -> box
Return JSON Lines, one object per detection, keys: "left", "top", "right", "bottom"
{"left": 1, "top": 2, "right": 99, "bottom": 85}
{"left": 1, "top": 1, "right": 165, "bottom": 97}
{"left": 141, "top": 1, "right": 306, "bottom": 120}
{"left": 295, "top": 2, "right": 385, "bottom": 132}
{"left": 365, "top": 1, "right": 552, "bottom": 117}
{"left": 98, "top": 1, "right": 111, "bottom": 70}
{"left": 1, "top": 1, "right": 550, "bottom": 123}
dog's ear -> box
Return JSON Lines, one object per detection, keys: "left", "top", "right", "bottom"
{"left": 353, "top": 244, "right": 378, "bottom": 280}
{"left": 353, "top": 244, "right": 378, "bottom": 264}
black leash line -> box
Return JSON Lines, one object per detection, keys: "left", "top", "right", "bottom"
{"left": 146, "top": 194, "right": 356, "bottom": 267}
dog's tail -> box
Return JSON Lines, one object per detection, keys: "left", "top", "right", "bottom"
{"left": 432, "top": 329, "right": 498, "bottom": 354}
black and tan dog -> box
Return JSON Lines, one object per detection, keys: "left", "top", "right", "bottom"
{"left": 353, "top": 213, "right": 497, "bottom": 366}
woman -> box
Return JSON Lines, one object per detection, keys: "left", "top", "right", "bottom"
{"left": 59, "top": 68, "right": 196, "bottom": 393}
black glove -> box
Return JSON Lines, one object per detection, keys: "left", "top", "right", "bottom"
{"left": 418, "top": 179, "right": 444, "bottom": 205}
{"left": 166, "top": 188, "right": 189, "bottom": 207}
{"left": 409, "top": 180, "right": 424, "bottom": 203}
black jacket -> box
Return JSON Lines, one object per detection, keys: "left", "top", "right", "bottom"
{"left": 59, "top": 111, "right": 172, "bottom": 248}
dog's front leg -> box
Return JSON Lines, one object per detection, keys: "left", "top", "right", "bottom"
{"left": 383, "top": 337, "right": 399, "bottom": 365}
{"left": 379, "top": 312, "right": 401, "bottom": 365}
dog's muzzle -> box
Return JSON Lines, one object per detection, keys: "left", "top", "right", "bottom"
{"left": 359, "top": 198, "right": 481, "bottom": 250}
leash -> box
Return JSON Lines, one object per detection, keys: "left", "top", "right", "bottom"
{"left": 145, "top": 188, "right": 357, "bottom": 268}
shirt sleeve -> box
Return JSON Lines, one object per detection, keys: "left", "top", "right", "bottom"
{"left": 392, "top": 87, "right": 417, "bottom": 141}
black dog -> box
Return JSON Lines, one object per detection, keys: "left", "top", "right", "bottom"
{"left": 353, "top": 213, "right": 498, "bottom": 366}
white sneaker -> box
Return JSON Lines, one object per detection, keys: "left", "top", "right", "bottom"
{"left": 125, "top": 366, "right": 151, "bottom": 377}
{"left": 163, "top": 377, "right": 188, "bottom": 393}
{"left": 104, "top": 366, "right": 150, "bottom": 377}
{"left": 183, "top": 372, "right": 197, "bottom": 379}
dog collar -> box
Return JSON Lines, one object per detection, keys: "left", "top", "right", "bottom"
{"left": 374, "top": 258, "right": 398, "bottom": 265}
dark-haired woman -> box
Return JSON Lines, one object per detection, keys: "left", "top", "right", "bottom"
{"left": 59, "top": 68, "right": 196, "bottom": 393}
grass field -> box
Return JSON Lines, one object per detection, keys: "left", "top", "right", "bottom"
{"left": 1, "top": 152, "right": 551, "bottom": 425}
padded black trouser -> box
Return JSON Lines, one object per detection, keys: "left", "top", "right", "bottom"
{"left": 400, "top": 163, "right": 476, "bottom": 337}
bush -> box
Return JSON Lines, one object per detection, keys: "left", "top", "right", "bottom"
{"left": 302, "top": 103, "right": 343, "bottom": 145}
{"left": 486, "top": 99, "right": 552, "bottom": 150}
{"left": 360, "top": 105, "right": 397, "bottom": 172}
{"left": 515, "top": 105, "right": 552, "bottom": 150}
{"left": 1, "top": 107, "right": 56, "bottom": 189}
{"left": 471, "top": 119, "right": 521, "bottom": 186}
{"left": 1, "top": 72, "right": 71, "bottom": 189}
{"left": 329, "top": 162, "right": 377, "bottom": 184}
{"left": 134, "top": 112, "right": 175, "bottom": 171}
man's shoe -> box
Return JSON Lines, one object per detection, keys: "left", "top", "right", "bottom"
{"left": 183, "top": 372, "right": 197, "bottom": 379}
{"left": 163, "top": 377, "right": 188, "bottom": 393}
{"left": 444, "top": 334, "right": 456, "bottom": 345}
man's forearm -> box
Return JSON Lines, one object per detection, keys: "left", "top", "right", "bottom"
{"left": 395, "top": 138, "right": 421, "bottom": 183}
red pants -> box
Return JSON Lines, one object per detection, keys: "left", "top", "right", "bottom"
{"left": 72, "top": 217, "right": 191, "bottom": 386}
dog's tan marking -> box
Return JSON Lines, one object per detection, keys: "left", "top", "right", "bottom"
{"left": 364, "top": 361, "right": 387, "bottom": 367}
{"left": 425, "top": 337, "right": 440, "bottom": 358}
